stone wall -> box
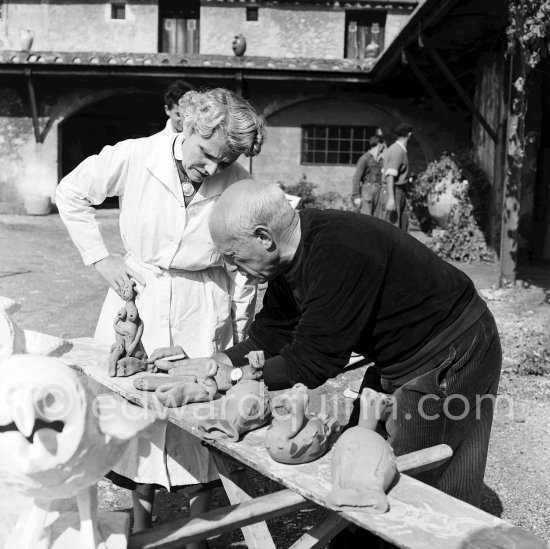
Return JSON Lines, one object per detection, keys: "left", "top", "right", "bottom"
{"left": 200, "top": 6, "right": 345, "bottom": 58}
{"left": 252, "top": 94, "right": 467, "bottom": 195}
{"left": 0, "top": 1, "right": 158, "bottom": 53}
{"left": 384, "top": 10, "right": 410, "bottom": 49}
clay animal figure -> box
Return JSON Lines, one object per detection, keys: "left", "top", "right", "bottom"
{"left": 108, "top": 280, "right": 147, "bottom": 377}
{"left": 199, "top": 379, "right": 272, "bottom": 442}
{"left": 0, "top": 354, "right": 163, "bottom": 549}
{"left": 265, "top": 383, "right": 339, "bottom": 465}
{"left": 0, "top": 295, "right": 71, "bottom": 359}
{"left": 326, "top": 388, "right": 397, "bottom": 513}
{"left": 134, "top": 373, "right": 220, "bottom": 408}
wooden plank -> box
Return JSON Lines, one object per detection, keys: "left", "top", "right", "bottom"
{"left": 395, "top": 444, "right": 452, "bottom": 476}
{"left": 128, "top": 489, "right": 308, "bottom": 549}
{"left": 61, "top": 339, "right": 547, "bottom": 549}
{"left": 403, "top": 51, "right": 449, "bottom": 113}
{"left": 421, "top": 35, "right": 498, "bottom": 142}
{"left": 213, "top": 452, "right": 278, "bottom": 549}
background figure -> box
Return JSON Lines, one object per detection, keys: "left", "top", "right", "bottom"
{"left": 162, "top": 80, "right": 191, "bottom": 133}
{"left": 56, "top": 88, "right": 265, "bottom": 544}
{"left": 377, "top": 122, "right": 413, "bottom": 231}
{"left": 351, "top": 132, "right": 385, "bottom": 215}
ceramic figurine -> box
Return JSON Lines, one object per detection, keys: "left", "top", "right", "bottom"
{"left": 0, "top": 295, "right": 71, "bottom": 359}
{"left": 265, "top": 383, "right": 339, "bottom": 465}
{"left": 326, "top": 388, "right": 397, "bottom": 513}
{"left": 0, "top": 354, "right": 163, "bottom": 549}
{"left": 232, "top": 34, "right": 247, "bottom": 56}
{"left": 155, "top": 377, "right": 219, "bottom": 408}
{"left": 199, "top": 379, "right": 272, "bottom": 442}
{"left": 108, "top": 280, "right": 147, "bottom": 377}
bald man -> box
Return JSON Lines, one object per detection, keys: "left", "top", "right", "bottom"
{"left": 150, "top": 180, "right": 501, "bottom": 508}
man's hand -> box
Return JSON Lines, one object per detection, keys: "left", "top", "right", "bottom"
{"left": 94, "top": 256, "right": 145, "bottom": 297}
{"left": 169, "top": 358, "right": 233, "bottom": 392}
{"left": 353, "top": 197, "right": 362, "bottom": 210}
{"left": 385, "top": 196, "right": 396, "bottom": 212}
{"left": 147, "top": 346, "right": 187, "bottom": 371}
{"left": 241, "top": 364, "right": 264, "bottom": 382}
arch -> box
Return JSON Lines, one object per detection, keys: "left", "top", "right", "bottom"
{"left": 56, "top": 88, "right": 174, "bottom": 186}
{"left": 261, "top": 92, "right": 467, "bottom": 163}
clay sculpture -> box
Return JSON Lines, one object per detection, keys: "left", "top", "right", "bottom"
{"left": 108, "top": 280, "right": 147, "bottom": 377}
{"left": 326, "top": 388, "right": 397, "bottom": 513}
{"left": 199, "top": 379, "right": 272, "bottom": 442}
{"left": 134, "top": 373, "right": 220, "bottom": 408}
{"left": 0, "top": 295, "right": 72, "bottom": 359}
{"left": 0, "top": 354, "right": 162, "bottom": 548}
{"left": 265, "top": 383, "right": 339, "bottom": 465}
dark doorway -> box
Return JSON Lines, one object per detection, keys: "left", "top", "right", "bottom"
{"left": 59, "top": 92, "right": 166, "bottom": 207}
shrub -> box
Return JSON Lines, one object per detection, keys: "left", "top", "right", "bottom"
{"left": 280, "top": 175, "right": 355, "bottom": 211}
{"left": 408, "top": 152, "right": 494, "bottom": 263}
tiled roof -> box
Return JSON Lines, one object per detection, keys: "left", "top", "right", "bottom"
{"left": 0, "top": 50, "right": 379, "bottom": 73}
{"left": 202, "top": 0, "right": 416, "bottom": 7}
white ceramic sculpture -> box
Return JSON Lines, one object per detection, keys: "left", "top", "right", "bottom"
{"left": 0, "top": 296, "right": 72, "bottom": 359}
{"left": 0, "top": 354, "right": 163, "bottom": 548}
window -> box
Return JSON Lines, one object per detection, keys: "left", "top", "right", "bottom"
{"left": 246, "top": 7, "right": 259, "bottom": 21}
{"left": 159, "top": 0, "right": 200, "bottom": 54}
{"left": 345, "top": 10, "right": 386, "bottom": 59}
{"left": 301, "top": 126, "right": 378, "bottom": 165}
{"left": 111, "top": 3, "right": 126, "bottom": 20}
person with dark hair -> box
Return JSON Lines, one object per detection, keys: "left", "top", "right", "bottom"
{"left": 351, "top": 131, "right": 386, "bottom": 215}
{"left": 162, "top": 80, "right": 192, "bottom": 133}
{"left": 377, "top": 122, "right": 413, "bottom": 231}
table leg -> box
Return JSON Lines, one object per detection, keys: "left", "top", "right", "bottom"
{"left": 213, "top": 452, "right": 278, "bottom": 549}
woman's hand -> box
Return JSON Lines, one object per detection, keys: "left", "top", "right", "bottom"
{"left": 94, "top": 255, "right": 145, "bottom": 296}
{"left": 94, "top": 256, "right": 145, "bottom": 297}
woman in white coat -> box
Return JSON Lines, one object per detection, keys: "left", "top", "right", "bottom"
{"left": 55, "top": 88, "right": 265, "bottom": 538}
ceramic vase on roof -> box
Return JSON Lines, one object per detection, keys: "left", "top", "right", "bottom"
{"left": 232, "top": 34, "right": 247, "bottom": 56}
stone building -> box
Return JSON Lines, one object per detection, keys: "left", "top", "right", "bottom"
{"left": 1, "top": 0, "right": 455, "bottom": 210}
{"left": 1, "top": 0, "right": 547, "bottom": 275}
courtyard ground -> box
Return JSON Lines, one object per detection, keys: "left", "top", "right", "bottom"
{"left": 1, "top": 210, "right": 549, "bottom": 547}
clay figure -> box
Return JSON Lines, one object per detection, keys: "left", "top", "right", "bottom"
{"left": 199, "top": 379, "right": 272, "bottom": 442}
{"left": 134, "top": 359, "right": 220, "bottom": 408}
{"left": 155, "top": 376, "right": 219, "bottom": 408}
{"left": 265, "top": 383, "right": 339, "bottom": 465}
{"left": 108, "top": 280, "right": 147, "bottom": 377}
{"left": 0, "top": 354, "right": 163, "bottom": 549}
{"left": 326, "top": 388, "right": 397, "bottom": 513}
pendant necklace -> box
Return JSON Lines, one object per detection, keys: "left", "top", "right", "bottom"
{"left": 172, "top": 138, "right": 198, "bottom": 198}
{"left": 181, "top": 178, "right": 195, "bottom": 198}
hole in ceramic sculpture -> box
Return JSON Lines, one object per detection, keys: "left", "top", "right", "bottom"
{"left": 0, "top": 418, "right": 64, "bottom": 443}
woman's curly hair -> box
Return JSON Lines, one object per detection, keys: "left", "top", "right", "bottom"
{"left": 178, "top": 88, "right": 265, "bottom": 158}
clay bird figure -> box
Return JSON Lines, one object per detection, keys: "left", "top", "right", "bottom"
{"left": 326, "top": 388, "right": 397, "bottom": 513}
{"left": 0, "top": 354, "right": 163, "bottom": 549}
{"left": 265, "top": 383, "right": 339, "bottom": 464}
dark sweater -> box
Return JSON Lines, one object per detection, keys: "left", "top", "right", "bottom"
{"left": 226, "top": 209, "right": 486, "bottom": 390}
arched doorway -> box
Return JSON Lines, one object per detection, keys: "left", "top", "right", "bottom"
{"left": 59, "top": 92, "right": 167, "bottom": 205}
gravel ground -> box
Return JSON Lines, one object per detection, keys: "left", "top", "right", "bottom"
{"left": 1, "top": 210, "right": 549, "bottom": 547}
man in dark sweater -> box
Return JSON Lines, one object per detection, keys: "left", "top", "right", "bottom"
{"left": 151, "top": 180, "right": 501, "bottom": 508}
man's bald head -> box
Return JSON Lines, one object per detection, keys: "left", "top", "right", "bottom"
{"left": 209, "top": 179, "right": 296, "bottom": 244}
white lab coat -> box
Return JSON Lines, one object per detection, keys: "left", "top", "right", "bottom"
{"left": 56, "top": 131, "right": 257, "bottom": 487}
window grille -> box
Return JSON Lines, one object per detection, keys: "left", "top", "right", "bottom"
{"left": 301, "top": 125, "right": 379, "bottom": 165}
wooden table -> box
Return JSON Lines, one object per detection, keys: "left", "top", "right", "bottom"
{"left": 61, "top": 338, "right": 546, "bottom": 549}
